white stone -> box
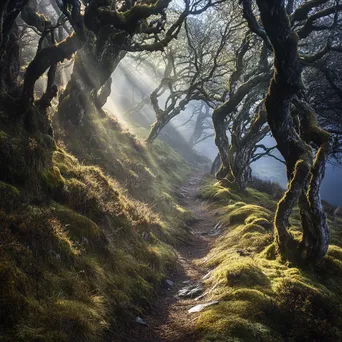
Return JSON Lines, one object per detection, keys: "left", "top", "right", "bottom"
{"left": 188, "top": 301, "right": 219, "bottom": 313}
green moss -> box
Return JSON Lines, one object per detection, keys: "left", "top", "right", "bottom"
{"left": 0, "top": 113, "right": 193, "bottom": 341}
{"left": 198, "top": 304, "right": 282, "bottom": 342}
{"left": 0, "top": 130, "right": 9, "bottom": 140}
{"left": 196, "top": 176, "right": 342, "bottom": 341}
{"left": 40, "top": 167, "right": 64, "bottom": 192}
{"left": 250, "top": 217, "right": 273, "bottom": 230}
{"left": 246, "top": 188, "right": 276, "bottom": 209}
{"left": 259, "top": 243, "right": 277, "bottom": 260}
{"left": 0, "top": 261, "right": 28, "bottom": 327}
{"left": 16, "top": 297, "right": 108, "bottom": 342}
{"left": 327, "top": 245, "right": 342, "bottom": 261}
{"left": 214, "top": 187, "right": 242, "bottom": 202}
{"left": 224, "top": 204, "right": 272, "bottom": 226}
{"left": 53, "top": 204, "right": 101, "bottom": 241}
{"left": 240, "top": 223, "right": 267, "bottom": 235}
{"left": 0, "top": 181, "right": 20, "bottom": 210}
{"left": 224, "top": 261, "right": 270, "bottom": 287}
{"left": 0, "top": 127, "right": 53, "bottom": 186}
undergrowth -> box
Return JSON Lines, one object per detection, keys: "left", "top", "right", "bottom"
{"left": 196, "top": 175, "right": 342, "bottom": 342}
{"left": 0, "top": 105, "right": 197, "bottom": 341}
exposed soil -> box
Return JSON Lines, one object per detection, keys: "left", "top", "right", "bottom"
{"left": 125, "top": 174, "right": 220, "bottom": 342}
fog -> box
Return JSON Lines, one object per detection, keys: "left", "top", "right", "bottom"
{"left": 106, "top": 59, "right": 342, "bottom": 206}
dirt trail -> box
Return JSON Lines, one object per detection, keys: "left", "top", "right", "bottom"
{"left": 127, "top": 173, "right": 220, "bottom": 342}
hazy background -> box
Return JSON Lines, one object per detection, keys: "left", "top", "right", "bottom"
{"left": 106, "top": 60, "right": 342, "bottom": 206}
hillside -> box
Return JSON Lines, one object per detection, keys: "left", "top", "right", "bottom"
{"left": 0, "top": 98, "right": 208, "bottom": 341}
{"left": 2, "top": 98, "right": 342, "bottom": 342}
{"left": 2, "top": 93, "right": 342, "bottom": 342}
{"left": 2, "top": 94, "right": 342, "bottom": 341}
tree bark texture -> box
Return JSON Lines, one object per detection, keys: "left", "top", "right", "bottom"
{"left": 256, "top": 0, "right": 332, "bottom": 262}
{"left": 23, "top": 33, "right": 81, "bottom": 102}
{"left": 228, "top": 107, "right": 268, "bottom": 191}
{"left": 213, "top": 73, "right": 269, "bottom": 181}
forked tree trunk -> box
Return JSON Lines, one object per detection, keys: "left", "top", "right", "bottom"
{"left": 212, "top": 73, "right": 269, "bottom": 181}
{"left": 23, "top": 33, "right": 81, "bottom": 102}
{"left": 255, "top": 0, "right": 332, "bottom": 262}
{"left": 227, "top": 109, "right": 268, "bottom": 191}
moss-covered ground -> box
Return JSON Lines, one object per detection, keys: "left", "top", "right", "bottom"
{"left": 0, "top": 105, "right": 200, "bottom": 341}
{"left": 195, "top": 175, "right": 342, "bottom": 342}
{"left": 1, "top": 100, "right": 341, "bottom": 341}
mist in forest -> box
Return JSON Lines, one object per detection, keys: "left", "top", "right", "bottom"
{"left": 105, "top": 63, "right": 342, "bottom": 205}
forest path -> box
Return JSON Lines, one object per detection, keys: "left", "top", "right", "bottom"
{"left": 128, "top": 173, "right": 220, "bottom": 342}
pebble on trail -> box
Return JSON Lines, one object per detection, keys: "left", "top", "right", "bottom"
{"left": 188, "top": 301, "right": 220, "bottom": 313}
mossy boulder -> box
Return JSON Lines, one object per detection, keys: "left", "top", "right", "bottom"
{"left": 225, "top": 262, "right": 270, "bottom": 288}
{"left": 227, "top": 204, "right": 272, "bottom": 226}
{"left": 213, "top": 187, "right": 242, "bottom": 202}
{"left": 249, "top": 218, "right": 273, "bottom": 230}
{"left": 240, "top": 223, "right": 267, "bottom": 235}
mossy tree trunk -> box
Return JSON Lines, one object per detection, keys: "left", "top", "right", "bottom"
{"left": 146, "top": 96, "right": 188, "bottom": 144}
{"left": 213, "top": 107, "right": 231, "bottom": 179}
{"left": 255, "top": 0, "right": 332, "bottom": 262}
{"left": 95, "top": 76, "right": 112, "bottom": 110}
{"left": 23, "top": 34, "right": 81, "bottom": 102}
{"left": 146, "top": 120, "right": 164, "bottom": 144}
{"left": 58, "top": 31, "right": 127, "bottom": 125}
{"left": 212, "top": 73, "right": 269, "bottom": 182}
{"left": 227, "top": 101, "right": 269, "bottom": 191}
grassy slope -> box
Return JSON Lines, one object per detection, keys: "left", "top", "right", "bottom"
{"left": 0, "top": 109, "right": 197, "bottom": 341}
{"left": 196, "top": 175, "right": 342, "bottom": 342}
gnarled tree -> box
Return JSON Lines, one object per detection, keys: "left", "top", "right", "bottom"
{"left": 212, "top": 32, "right": 271, "bottom": 187}
{"left": 249, "top": 0, "right": 339, "bottom": 262}
{"left": 21, "top": 0, "right": 218, "bottom": 127}
{"left": 145, "top": 6, "right": 235, "bottom": 143}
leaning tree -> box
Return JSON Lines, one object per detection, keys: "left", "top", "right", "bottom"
{"left": 187, "top": 102, "right": 214, "bottom": 147}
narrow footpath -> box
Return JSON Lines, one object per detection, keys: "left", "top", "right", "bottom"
{"left": 127, "top": 173, "right": 221, "bottom": 342}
